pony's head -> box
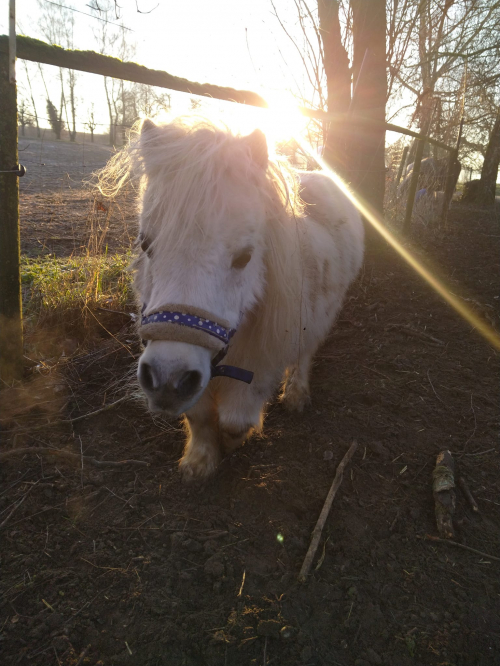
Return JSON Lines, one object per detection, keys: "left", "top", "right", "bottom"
{"left": 115, "top": 118, "right": 285, "bottom": 416}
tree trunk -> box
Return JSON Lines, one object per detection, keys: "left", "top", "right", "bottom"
{"left": 69, "top": 70, "right": 77, "bottom": 142}
{"left": 104, "top": 77, "right": 114, "bottom": 146}
{"left": 58, "top": 68, "right": 66, "bottom": 139}
{"left": 477, "top": 108, "right": 500, "bottom": 205}
{"left": 317, "top": 0, "right": 351, "bottom": 175}
{"left": 24, "top": 63, "right": 40, "bottom": 138}
{"left": 120, "top": 80, "right": 127, "bottom": 144}
{"left": 350, "top": 0, "right": 387, "bottom": 219}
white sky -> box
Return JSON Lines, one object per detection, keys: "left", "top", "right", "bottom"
{"left": 2, "top": 0, "right": 403, "bottom": 145}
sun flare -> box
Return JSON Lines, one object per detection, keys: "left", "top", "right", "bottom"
{"left": 266, "top": 122, "right": 500, "bottom": 352}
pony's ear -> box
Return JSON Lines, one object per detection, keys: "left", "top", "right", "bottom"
{"left": 141, "top": 118, "right": 157, "bottom": 136}
{"left": 244, "top": 129, "right": 268, "bottom": 169}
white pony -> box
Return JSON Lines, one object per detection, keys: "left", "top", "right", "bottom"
{"left": 100, "top": 118, "right": 364, "bottom": 479}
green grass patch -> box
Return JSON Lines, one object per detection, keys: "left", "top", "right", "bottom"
{"left": 21, "top": 253, "right": 134, "bottom": 319}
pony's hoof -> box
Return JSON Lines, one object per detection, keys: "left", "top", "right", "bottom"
{"left": 179, "top": 450, "right": 220, "bottom": 481}
{"left": 280, "top": 387, "right": 311, "bottom": 413}
{"left": 220, "top": 427, "right": 250, "bottom": 456}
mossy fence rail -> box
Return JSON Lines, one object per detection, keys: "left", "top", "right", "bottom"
{"left": 0, "top": 34, "right": 458, "bottom": 381}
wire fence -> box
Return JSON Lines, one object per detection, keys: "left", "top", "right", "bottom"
{"left": 18, "top": 120, "right": 136, "bottom": 259}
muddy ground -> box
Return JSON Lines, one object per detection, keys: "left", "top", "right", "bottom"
{"left": 1, "top": 140, "right": 499, "bottom": 666}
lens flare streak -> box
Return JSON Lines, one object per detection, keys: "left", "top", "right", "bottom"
{"left": 289, "top": 134, "right": 500, "bottom": 352}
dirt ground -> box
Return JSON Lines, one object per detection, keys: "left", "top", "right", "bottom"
{"left": 1, "top": 145, "right": 499, "bottom": 666}
{"left": 18, "top": 138, "right": 135, "bottom": 257}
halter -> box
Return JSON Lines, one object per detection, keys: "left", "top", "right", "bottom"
{"left": 139, "top": 304, "right": 253, "bottom": 385}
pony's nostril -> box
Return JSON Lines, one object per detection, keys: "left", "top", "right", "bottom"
{"left": 139, "top": 362, "right": 158, "bottom": 392}
{"left": 176, "top": 370, "right": 201, "bottom": 398}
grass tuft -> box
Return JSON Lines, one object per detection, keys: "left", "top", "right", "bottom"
{"left": 21, "top": 253, "right": 134, "bottom": 321}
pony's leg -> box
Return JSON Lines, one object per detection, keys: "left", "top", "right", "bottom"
{"left": 180, "top": 389, "right": 220, "bottom": 480}
{"left": 280, "top": 350, "right": 314, "bottom": 412}
{"left": 217, "top": 382, "right": 266, "bottom": 456}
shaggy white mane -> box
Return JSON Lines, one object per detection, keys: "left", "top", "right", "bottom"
{"left": 97, "top": 116, "right": 303, "bottom": 242}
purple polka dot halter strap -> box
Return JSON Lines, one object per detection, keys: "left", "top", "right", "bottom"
{"left": 140, "top": 309, "right": 237, "bottom": 346}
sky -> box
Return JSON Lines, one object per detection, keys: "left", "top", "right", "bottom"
{"left": 2, "top": 1, "right": 314, "bottom": 136}
{"left": 2, "top": 0, "right": 405, "bottom": 146}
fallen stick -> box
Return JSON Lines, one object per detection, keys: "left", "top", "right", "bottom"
{"left": 0, "top": 491, "right": 29, "bottom": 528}
{"left": 74, "top": 644, "right": 91, "bottom": 666}
{"left": 385, "top": 324, "right": 444, "bottom": 346}
{"left": 458, "top": 476, "right": 479, "bottom": 512}
{"left": 4, "top": 395, "right": 129, "bottom": 434}
{"left": 0, "top": 447, "right": 149, "bottom": 468}
{"left": 298, "top": 440, "right": 358, "bottom": 583}
{"left": 423, "top": 535, "right": 500, "bottom": 562}
{"left": 433, "top": 450, "right": 456, "bottom": 539}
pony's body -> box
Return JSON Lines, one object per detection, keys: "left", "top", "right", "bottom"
{"left": 101, "top": 118, "right": 364, "bottom": 478}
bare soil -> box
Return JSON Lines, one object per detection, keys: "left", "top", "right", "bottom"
{"left": 18, "top": 138, "right": 136, "bottom": 257}
{"left": 1, "top": 144, "right": 499, "bottom": 666}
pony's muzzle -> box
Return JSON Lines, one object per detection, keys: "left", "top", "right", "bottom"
{"left": 138, "top": 341, "right": 211, "bottom": 415}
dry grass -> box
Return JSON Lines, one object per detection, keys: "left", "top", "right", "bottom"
{"left": 21, "top": 253, "right": 133, "bottom": 320}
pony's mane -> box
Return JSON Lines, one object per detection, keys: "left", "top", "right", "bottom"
{"left": 96, "top": 116, "right": 303, "bottom": 239}
{"left": 97, "top": 117, "right": 307, "bottom": 361}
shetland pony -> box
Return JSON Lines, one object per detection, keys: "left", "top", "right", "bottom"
{"left": 99, "top": 118, "right": 364, "bottom": 479}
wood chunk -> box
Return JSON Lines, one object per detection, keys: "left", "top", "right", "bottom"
{"left": 432, "top": 450, "right": 456, "bottom": 539}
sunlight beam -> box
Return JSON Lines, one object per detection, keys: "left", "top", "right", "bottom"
{"left": 288, "top": 132, "right": 500, "bottom": 352}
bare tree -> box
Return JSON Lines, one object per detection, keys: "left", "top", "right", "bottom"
{"left": 18, "top": 98, "right": 33, "bottom": 136}
{"left": 273, "top": 2, "right": 387, "bottom": 216}
{"left": 131, "top": 85, "right": 171, "bottom": 119}
{"left": 85, "top": 104, "right": 98, "bottom": 143}
{"left": 349, "top": 0, "right": 387, "bottom": 216}
{"left": 476, "top": 107, "right": 500, "bottom": 204}
{"left": 22, "top": 62, "right": 40, "bottom": 138}
{"left": 91, "top": 4, "right": 138, "bottom": 145}
{"left": 317, "top": 0, "right": 351, "bottom": 173}
{"left": 389, "top": 0, "right": 500, "bottom": 161}
{"left": 190, "top": 98, "right": 202, "bottom": 111}
{"left": 91, "top": 2, "right": 119, "bottom": 145}
{"left": 37, "top": 0, "right": 79, "bottom": 141}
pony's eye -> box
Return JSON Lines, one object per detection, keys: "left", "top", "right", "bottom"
{"left": 231, "top": 249, "right": 252, "bottom": 270}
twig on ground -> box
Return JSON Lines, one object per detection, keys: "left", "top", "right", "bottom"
{"left": 454, "top": 447, "right": 496, "bottom": 457}
{"left": 299, "top": 440, "right": 358, "bottom": 583}
{"left": 460, "top": 394, "right": 477, "bottom": 453}
{"left": 0, "top": 447, "right": 149, "bottom": 468}
{"left": 75, "top": 645, "right": 91, "bottom": 666}
{"left": 458, "top": 476, "right": 480, "bottom": 513}
{"left": 0, "top": 481, "right": 40, "bottom": 529}
{"left": 4, "top": 395, "right": 129, "bottom": 434}
{"left": 427, "top": 370, "right": 446, "bottom": 406}
{"left": 79, "top": 435, "right": 84, "bottom": 489}
{"left": 385, "top": 324, "right": 444, "bottom": 346}
{"left": 361, "top": 365, "right": 391, "bottom": 381}
{"left": 422, "top": 535, "right": 500, "bottom": 562}
{"left": 237, "top": 570, "right": 246, "bottom": 597}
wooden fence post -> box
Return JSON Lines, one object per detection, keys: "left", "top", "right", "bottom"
{"left": 395, "top": 145, "right": 409, "bottom": 186}
{"left": 0, "top": 47, "right": 23, "bottom": 381}
{"left": 403, "top": 138, "right": 425, "bottom": 233}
